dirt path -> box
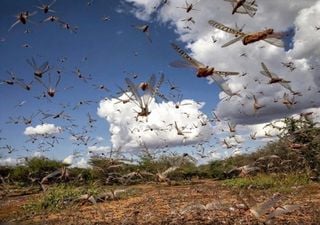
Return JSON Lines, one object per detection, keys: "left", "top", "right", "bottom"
{"left": 1, "top": 180, "right": 319, "bottom": 225}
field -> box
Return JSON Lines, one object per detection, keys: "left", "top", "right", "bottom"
{"left": 1, "top": 179, "right": 320, "bottom": 225}
{"left": 1, "top": 118, "right": 319, "bottom": 225}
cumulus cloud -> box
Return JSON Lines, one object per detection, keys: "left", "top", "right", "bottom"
{"left": 126, "top": 0, "right": 162, "bottom": 20}
{"left": 24, "top": 123, "right": 62, "bottom": 136}
{"left": 96, "top": 136, "right": 105, "bottom": 142}
{"left": 62, "top": 151, "right": 91, "bottom": 168}
{"left": 248, "top": 107, "right": 320, "bottom": 135}
{"left": 290, "top": 1, "right": 320, "bottom": 59}
{"left": 71, "top": 157, "right": 90, "bottom": 168}
{"left": 33, "top": 151, "right": 45, "bottom": 158}
{"left": 62, "top": 154, "right": 90, "bottom": 168}
{"left": 0, "top": 157, "right": 25, "bottom": 166}
{"left": 203, "top": 107, "right": 320, "bottom": 160}
{"left": 97, "top": 93, "right": 213, "bottom": 151}
{"left": 125, "top": 0, "right": 320, "bottom": 125}
{"left": 246, "top": 122, "right": 283, "bottom": 142}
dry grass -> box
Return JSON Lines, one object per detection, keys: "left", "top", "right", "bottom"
{"left": 1, "top": 179, "right": 319, "bottom": 225}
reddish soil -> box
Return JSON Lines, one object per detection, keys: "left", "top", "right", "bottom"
{"left": 1, "top": 180, "right": 319, "bottom": 225}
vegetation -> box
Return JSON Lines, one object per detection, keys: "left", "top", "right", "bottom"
{"left": 1, "top": 116, "right": 319, "bottom": 187}
{"left": 24, "top": 184, "right": 85, "bottom": 212}
{"left": 23, "top": 183, "right": 139, "bottom": 214}
{"left": 0, "top": 157, "right": 65, "bottom": 185}
{"left": 1, "top": 116, "right": 319, "bottom": 225}
{"left": 223, "top": 172, "right": 310, "bottom": 192}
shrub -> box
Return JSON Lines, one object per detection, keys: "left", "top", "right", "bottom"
{"left": 223, "top": 173, "right": 310, "bottom": 192}
{"left": 69, "top": 167, "right": 94, "bottom": 184}
{"left": 10, "top": 165, "right": 30, "bottom": 184}
{"left": 26, "top": 157, "right": 64, "bottom": 177}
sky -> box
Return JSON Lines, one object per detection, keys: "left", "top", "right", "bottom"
{"left": 0, "top": 0, "right": 319, "bottom": 167}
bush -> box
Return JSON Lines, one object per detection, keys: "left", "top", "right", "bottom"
{"left": 69, "top": 167, "right": 94, "bottom": 184}
{"left": 26, "top": 157, "right": 64, "bottom": 177}
{"left": 0, "top": 166, "right": 12, "bottom": 180}
{"left": 137, "top": 154, "right": 202, "bottom": 180}
{"left": 89, "top": 156, "right": 129, "bottom": 182}
{"left": 223, "top": 173, "right": 310, "bottom": 192}
{"left": 4, "top": 157, "right": 65, "bottom": 185}
{"left": 207, "top": 160, "right": 229, "bottom": 180}
{"left": 10, "top": 165, "right": 30, "bottom": 184}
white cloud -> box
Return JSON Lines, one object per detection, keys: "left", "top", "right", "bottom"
{"left": 88, "top": 145, "right": 111, "bottom": 154}
{"left": 126, "top": 0, "right": 161, "bottom": 20}
{"left": 62, "top": 152, "right": 90, "bottom": 168}
{"left": 71, "top": 157, "right": 90, "bottom": 168}
{"left": 247, "top": 107, "right": 320, "bottom": 138}
{"left": 0, "top": 157, "right": 25, "bottom": 166}
{"left": 33, "top": 151, "right": 45, "bottom": 158}
{"left": 96, "top": 136, "right": 105, "bottom": 142}
{"left": 289, "top": 1, "right": 320, "bottom": 60}
{"left": 63, "top": 154, "right": 76, "bottom": 165}
{"left": 126, "top": 0, "right": 320, "bottom": 126}
{"left": 247, "top": 122, "right": 283, "bottom": 139}
{"left": 97, "top": 93, "right": 213, "bottom": 151}
{"left": 24, "top": 123, "right": 62, "bottom": 136}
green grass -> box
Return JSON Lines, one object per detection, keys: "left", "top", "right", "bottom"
{"left": 23, "top": 184, "right": 85, "bottom": 213}
{"left": 223, "top": 173, "right": 310, "bottom": 192}
{"left": 23, "top": 183, "right": 139, "bottom": 214}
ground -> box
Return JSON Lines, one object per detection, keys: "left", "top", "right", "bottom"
{"left": 1, "top": 180, "right": 320, "bottom": 225}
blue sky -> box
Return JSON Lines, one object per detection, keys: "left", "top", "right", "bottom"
{"left": 0, "top": 0, "right": 222, "bottom": 161}
{"left": 1, "top": 0, "right": 319, "bottom": 165}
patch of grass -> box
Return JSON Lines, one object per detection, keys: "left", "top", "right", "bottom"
{"left": 23, "top": 183, "right": 103, "bottom": 213}
{"left": 23, "top": 183, "right": 139, "bottom": 214}
{"left": 223, "top": 173, "right": 310, "bottom": 192}
{"left": 23, "top": 184, "right": 83, "bottom": 213}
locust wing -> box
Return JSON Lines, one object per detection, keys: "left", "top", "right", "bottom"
{"left": 208, "top": 20, "right": 246, "bottom": 36}
{"left": 224, "top": 0, "right": 257, "bottom": 17}
{"left": 240, "top": 3, "right": 257, "bottom": 17}
{"left": 207, "top": 74, "right": 234, "bottom": 96}
{"left": 144, "top": 74, "right": 166, "bottom": 104}
{"left": 260, "top": 62, "right": 293, "bottom": 91}
{"left": 260, "top": 62, "right": 273, "bottom": 78}
{"left": 263, "top": 38, "right": 284, "bottom": 48}
{"left": 54, "top": 74, "right": 61, "bottom": 88}
{"left": 266, "top": 205, "right": 299, "bottom": 221}
{"left": 214, "top": 71, "right": 239, "bottom": 76}
{"left": 8, "top": 20, "right": 21, "bottom": 32}
{"left": 39, "top": 61, "right": 50, "bottom": 72}
{"left": 125, "top": 78, "right": 143, "bottom": 107}
{"left": 35, "top": 76, "right": 49, "bottom": 89}
{"left": 149, "top": 73, "right": 169, "bottom": 101}
{"left": 169, "top": 60, "right": 196, "bottom": 69}
{"left": 26, "top": 57, "right": 37, "bottom": 70}
{"left": 171, "top": 42, "right": 238, "bottom": 96}
{"left": 250, "top": 193, "right": 281, "bottom": 219}
{"left": 279, "top": 83, "right": 295, "bottom": 93}
{"left": 223, "top": 0, "right": 235, "bottom": 3}
{"left": 171, "top": 43, "right": 205, "bottom": 68}
{"left": 221, "top": 35, "right": 243, "bottom": 48}
{"left": 134, "top": 25, "right": 152, "bottom": 43}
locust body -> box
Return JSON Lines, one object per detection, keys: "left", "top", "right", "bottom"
{"left": 243, "top": 29, "right": 274, "bottom": 45}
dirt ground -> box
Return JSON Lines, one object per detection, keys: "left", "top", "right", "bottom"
{"left": 1, "top": 180, "right": 320, "bottom": 225}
